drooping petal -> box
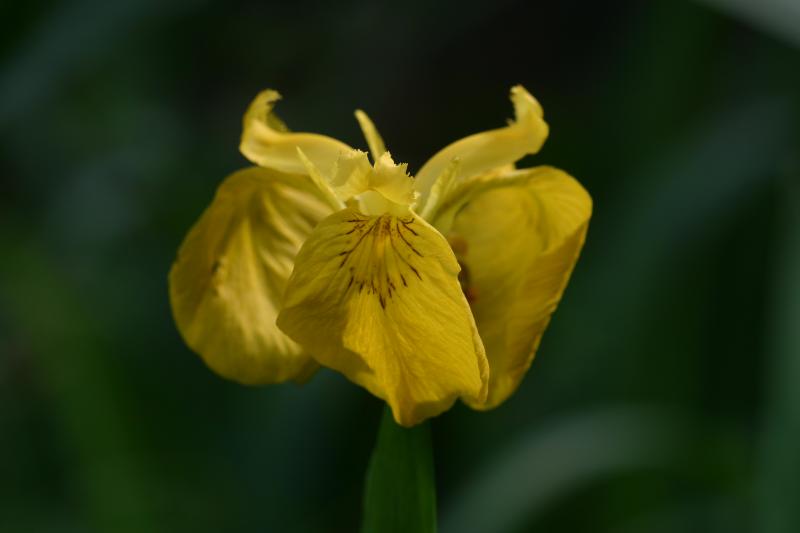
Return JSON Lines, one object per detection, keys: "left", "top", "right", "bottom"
{"left": 415, "top": 85, "right": 549, "bottom": 209}
{"left": 169, "top": 167, "right": 333, "bottom": 384}
{"left": 440, "top": 166, "right": 591, "bottom": 409}
{"left": 240, "top": 90, "right": 353, "bottom": 177}
{"left": 277, "top": 208, "right": 489, "bottom": 427}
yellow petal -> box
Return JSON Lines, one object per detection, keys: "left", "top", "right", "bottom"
{"left": 366, "top": 152, "right": 417, "bottom": 208}
{"left": 329, "top": 149, "right": 373, "bottom": 200}
{"left": 422, "top": 163, "right": 515, "bottom": 233}
{"left": 169, "top": 167, "right": 333, "bottom": 384}
{"left": 295, "top": 147, "right": 347, "bottom": 210}
{"left": 355, "top": 109, "right": 387, "bottom": 162}
{"left": 239, "top": 90, "right": 353, "bottom": 176}
{"left": 277, "top": 208, "right": 489, "bottom": 426}
{"left": 418, "top": 157, "right": 461, "bottom": 220}
{"left": 443, "top": 166, "right": 591, "bottom": 409}
{"left": 330, "top": 150, "right": 418, "bottom": 216}
{"left": 415, "top": 85, "right": 549, "bottom": 209}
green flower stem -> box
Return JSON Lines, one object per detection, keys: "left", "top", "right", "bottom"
{"left": 361, "top": 406, "right": 437, "bottom": 533}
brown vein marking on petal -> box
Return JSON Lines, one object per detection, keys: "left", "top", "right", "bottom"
{"left": 337, "top": 214, "right": 424, "bottom": 310}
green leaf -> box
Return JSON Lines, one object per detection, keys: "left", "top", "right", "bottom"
{"left": 361, "top": 406, "right": 437, "bottom": 533}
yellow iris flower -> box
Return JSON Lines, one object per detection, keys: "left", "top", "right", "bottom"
{"left": 169, "top": 86, "right": 592, "bottom": 427}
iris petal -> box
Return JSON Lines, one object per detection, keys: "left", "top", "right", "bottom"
{"left": 240, "top": 90, "right": 353, "bottom": 177}
{"left": 355, "top": 109, "right": 387, "bottom": 162}
{"left": 277, "top": 207, "right": 489, "bottom": 426}
{"left": 416, "top": 85, "right": 549, "bottom": 210}
{"left": 440, "top": 166, "right": 591, "bottom": 408}
{"left": 169, "top": 167, "right": 332, "bottom": 384}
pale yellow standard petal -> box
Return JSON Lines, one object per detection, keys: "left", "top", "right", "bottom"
{"left": 416, "top": 85, "right": 549, "bottom": 209}
{"left": 442, "top": 166, "right": 591, "bottom": 409}
{"left": 354, "top": 109, "right": 387, "bottom": 162}
{"left": 169, "top": 167, "right": 333, "bottom": 384}
{"left": 240, "top": 90, "right": 353, "bottom": 176}
{"left": 277, "top": 208, "right": 489, "bottom": 427}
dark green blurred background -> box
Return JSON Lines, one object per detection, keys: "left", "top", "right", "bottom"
{"left": 2, "top": 0, "right": 799, "bottom": 531}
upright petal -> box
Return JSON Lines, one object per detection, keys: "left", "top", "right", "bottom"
{"left": 169, "top": 167, "right": 333, "bottom": 384}
{"left": 354, "top": 109, "right": 387, "bottom": 162}
{"left": 415, "top": 86, "right": 549, "bottom": 209}
{"left": 240, "top": 90, "right": 353, "bottom": 176}
{"left": 440, "top": 166, "right": 591, "bottom": 409}
{"left": 277, "top": 208, "right": 488, "bottom": 427}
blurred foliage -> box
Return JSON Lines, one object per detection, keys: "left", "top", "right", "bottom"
{"left": 1, "top": 0, "right": 799, "bottom": 532}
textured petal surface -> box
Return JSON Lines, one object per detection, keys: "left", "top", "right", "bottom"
{"left": 415, "top": 86, "right": 549, "bottom": 207}
{"left": 442, "top": 166, "right": 592, "bottom": 409}
{"left": 169, "top": 167, "right": 332, "bottom": 384}
{"left": 277, "top": 208, "right": 488, "bottom": 426}
{"left": 240, "top": 90, "right": 353, "bottom": 177}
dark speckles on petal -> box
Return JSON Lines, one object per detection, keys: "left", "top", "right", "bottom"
{"left": 335, "top": 214, "right": 425, "bottom": 308}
